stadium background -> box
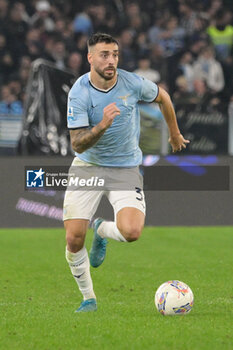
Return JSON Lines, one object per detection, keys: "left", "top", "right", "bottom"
{"left": 1, "top": 2, "right": 233, "bottom": 350}
{"left": 0, "top": 0, "right": 233, "bottom": 226}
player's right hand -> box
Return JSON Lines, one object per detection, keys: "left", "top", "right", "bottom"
{"left": 101, "top": 103, "right": 120, "bottom": 129}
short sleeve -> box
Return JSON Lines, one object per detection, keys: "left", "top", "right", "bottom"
{"left": 67, "top": 94, "right": 89, "bottom": 129}
{"left": 139, "top": 77, "right": 159, "bottom": 103}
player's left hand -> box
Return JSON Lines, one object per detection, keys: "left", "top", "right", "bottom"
{"left": 169, "top": 134, "right": 190, "bottom": 153}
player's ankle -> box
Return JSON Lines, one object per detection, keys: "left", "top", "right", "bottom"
{"left": 84, "top": 292, "right": 96, "bottom": 300}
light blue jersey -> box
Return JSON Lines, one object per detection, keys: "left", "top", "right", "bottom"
{"left": 67, "top": 69, "right": 158, "bottom": 167}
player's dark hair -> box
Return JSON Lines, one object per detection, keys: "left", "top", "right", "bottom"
{"left": 87, "top": 33, "right": 119, "bottom": 49}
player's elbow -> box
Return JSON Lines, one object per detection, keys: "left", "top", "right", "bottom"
{"left": 75, "top": 147, "right": 85, "bottom": 154}
{"left": 74, "top": 148, "right": 85, "bottom": 154}
{"left": 71, "top": 141, "right": 84, "bottom": 153}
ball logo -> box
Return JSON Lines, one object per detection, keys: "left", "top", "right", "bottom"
{"left": 157, "top": 292, "right": 168, "bottom": 314}
{"left": 173, "top": 301, "right": 193, "bottom": 314}
{"left": 168, "top": 280, "right": 189, "bottom": 296}
{"left": 26, "top": 168, "right": 45, "bottom": 188}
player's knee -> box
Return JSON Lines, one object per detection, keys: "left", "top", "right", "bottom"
{"left": 126, "top": 229, "right": 141, "bottom": 242}
{"left": 66, "top": 229, "right": 85, "bottom": 250}
{"left": 118, "top": 225, "right": 142, "bottom": 242}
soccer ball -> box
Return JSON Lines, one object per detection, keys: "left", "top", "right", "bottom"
{"left": 155, "top": 280, "right": 194, "bottom": 316}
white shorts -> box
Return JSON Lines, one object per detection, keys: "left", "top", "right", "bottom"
{"left": 63, "top": 157, "right": 146, "bottom": 221}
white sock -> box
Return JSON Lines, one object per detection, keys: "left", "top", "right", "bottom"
{"left": 66, "top": 246, "right": 96, "bottom": 300}
{"left": 97, "top": 221, "right": 127, "bottom": 242}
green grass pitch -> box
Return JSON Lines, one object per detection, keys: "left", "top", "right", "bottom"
{"left": 0, "top": 227, "right": 232, "bottom": 350}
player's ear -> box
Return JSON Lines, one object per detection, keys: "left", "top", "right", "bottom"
{"left": 87, "top": 52, "right": 92, "bottom": 65}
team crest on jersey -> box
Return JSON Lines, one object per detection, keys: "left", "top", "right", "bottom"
{"left": 118, "top": 94, "right": 131, "bottom": 106}
{"left": 68, "top": 107, "right": 73, "bottom": 116}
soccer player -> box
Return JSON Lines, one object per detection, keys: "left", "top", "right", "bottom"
{"left": 63, "top": 33, "right": 189, "bottom": 312}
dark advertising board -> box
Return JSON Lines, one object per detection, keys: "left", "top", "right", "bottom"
{"left": 175, "top": 101, "right": 228, "bottom": 154}
{"left": 0, "top": 156, "right": 232, "bottom": 227}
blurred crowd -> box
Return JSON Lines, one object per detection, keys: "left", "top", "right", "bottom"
{"left": 0, "top": 0, "right": 233, "bottom": 115}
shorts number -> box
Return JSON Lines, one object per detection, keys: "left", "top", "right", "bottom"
{"left": 135, "top": 187, "right": 143, "bottom": 201}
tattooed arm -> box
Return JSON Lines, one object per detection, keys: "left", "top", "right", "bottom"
{"left": 70, "top": 124, "right": 107, "bottom": 153}
{"left": 70, "top": 102, "right": 120, "bottom": 153}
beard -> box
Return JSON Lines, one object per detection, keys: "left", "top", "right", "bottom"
{"left": 95, "top": 66, "right": 116, "bottom": 81}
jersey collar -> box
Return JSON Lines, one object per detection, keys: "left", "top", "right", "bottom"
{"left": 88, "top": 72, "right": 118, "bottom": 93}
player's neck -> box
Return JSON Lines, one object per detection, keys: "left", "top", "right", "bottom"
{"left": 90, "top": 70, "right": 117, "bottom": 91}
